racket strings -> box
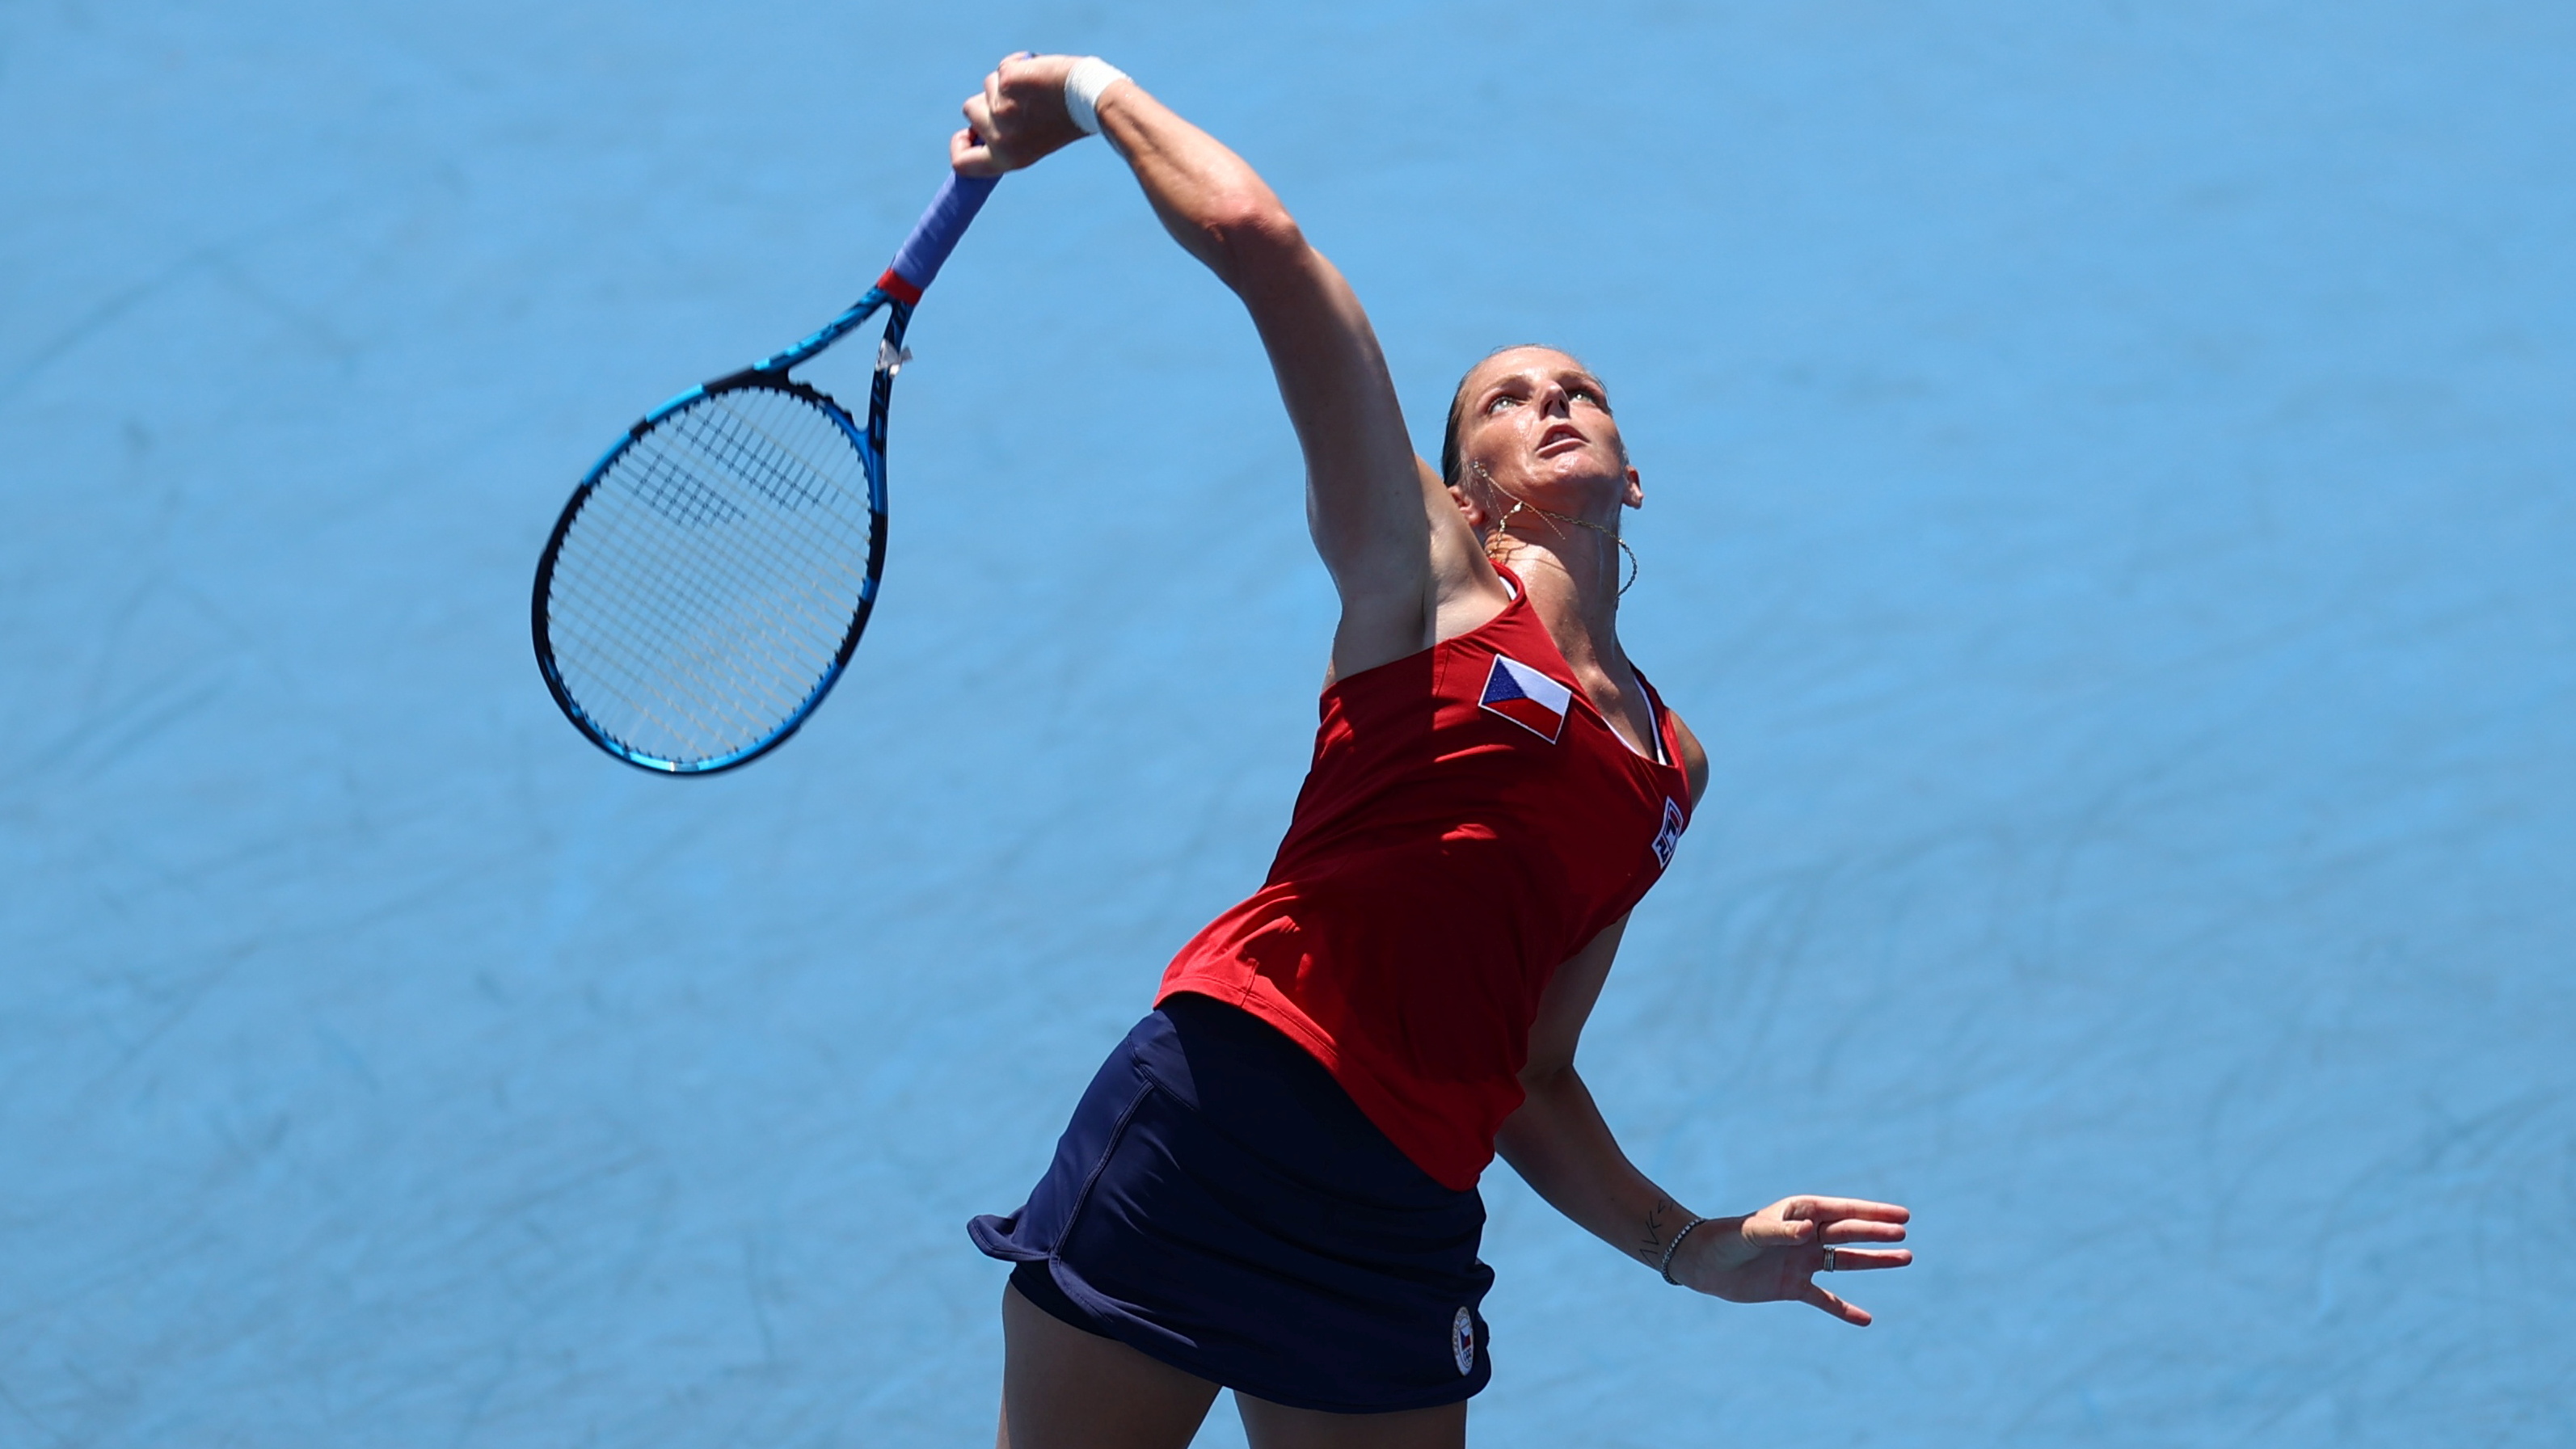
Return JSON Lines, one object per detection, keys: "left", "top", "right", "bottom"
{"left": 671, "top": 396, "right": 838, "bottom": 515}
{"left": 585, "top": 444, "right": 855, "bottom": 651}
{"left": 553, "top": 529, "right": 795, "bottom": 752}
{"left": 575, "top": 404, "right": 861, "bottom": 707}
{"left": 558, "top": 475, "right": 850, "bottom": 753}
{"left": 543, "top": 384, "right": 879, "bottom": 765}
{"left": 551, "top": 533, "right": 833, "bottom": 752}
{"left": 578, "top": 507, "right": 857, "bottom": 699}
{"left": 546, "top": 554, "right": 790, "bottom": 749}
{"left": 628, "top": 457, "right": 745, "bottom": 529}
{"left": 706, "top": 401, "right": 841, "bottom": 513}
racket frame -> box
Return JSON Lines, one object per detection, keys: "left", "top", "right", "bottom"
{"left": 533, "top": 171, "right": 992, "bottom": 774}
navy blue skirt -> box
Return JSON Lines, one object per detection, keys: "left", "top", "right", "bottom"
{"left": 970, "top": 992, "right": 1495, "bottom": 1413}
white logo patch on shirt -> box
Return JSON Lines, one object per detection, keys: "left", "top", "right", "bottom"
{"left": 1651, "top": 797, "right": 1686, "bottom": 869}
{"left": 1452, "top": 1306, "right": 1477, "bottom": 1375}
{"left": 1478, "top": 655, "right": 1572, "bottom": 743}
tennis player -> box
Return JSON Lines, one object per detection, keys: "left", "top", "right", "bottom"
{"left": 952, "top": 55, "right": 1913, "bottom": 1449}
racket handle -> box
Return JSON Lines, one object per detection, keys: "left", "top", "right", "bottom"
{"left": 880, "top": 172, "right": 1000, "bottom": 305}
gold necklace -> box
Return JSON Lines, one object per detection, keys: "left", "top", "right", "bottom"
{"left": 1473, "top": 461, "right": 1639, "bottom": 597}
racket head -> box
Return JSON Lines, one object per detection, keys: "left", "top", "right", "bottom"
{"left": 533, "top": 370, "right": 887, "bottom": 774}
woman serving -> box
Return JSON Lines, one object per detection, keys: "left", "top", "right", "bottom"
{"left": 953, "top": 54, "right": 1912, "bottom": 1449}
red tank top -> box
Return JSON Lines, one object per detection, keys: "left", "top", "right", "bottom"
{"left": 1157, "top": 571, "right": 1694, "bottom": 1190}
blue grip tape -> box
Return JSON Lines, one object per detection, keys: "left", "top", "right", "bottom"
{"left": 886, "top": 172, "right": 1000, "bottom": 297}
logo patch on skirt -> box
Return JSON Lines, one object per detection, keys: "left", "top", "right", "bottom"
{"left": 1452, "top": 1306, "right": 1477, "bottom": 1375}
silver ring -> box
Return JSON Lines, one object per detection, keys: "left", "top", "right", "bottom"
{"left": 1821, "top": 1245, "right": 1839, "bottom": 1272}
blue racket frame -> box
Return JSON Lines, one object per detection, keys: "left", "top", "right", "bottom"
{"left": 533, "top": 171, "right": 997, "bottom": 774}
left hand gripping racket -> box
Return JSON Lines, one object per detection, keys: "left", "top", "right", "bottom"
{"left": 533, "top": 171, "right": 997, "bottom": 773}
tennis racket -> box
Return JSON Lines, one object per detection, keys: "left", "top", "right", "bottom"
{"left": 533, "top": 169, "right": 997, "bottom": 773}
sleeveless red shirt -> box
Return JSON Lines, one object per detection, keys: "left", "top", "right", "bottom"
{"left": 1157, "top": 572, "right": 1694, "bottom": 1190}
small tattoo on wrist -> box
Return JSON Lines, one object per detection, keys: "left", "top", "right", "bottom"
{"left": 1638, "top": 1197, "right": 1672, "bottom": 1263}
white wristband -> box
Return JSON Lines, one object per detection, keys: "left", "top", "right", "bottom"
{"left": 1063, "top": 56, "right": 1129, "bottom": 137}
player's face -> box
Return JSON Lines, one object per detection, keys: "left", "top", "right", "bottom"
{"left": 1454, "top": 348, "right": 1642, "bottom": 520}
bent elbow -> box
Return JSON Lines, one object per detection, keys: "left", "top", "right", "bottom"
{"left": 1515, "top": 1059, "right": 1575, "bottom": 1098}
{"left": 1199, "top": 194, "right": 1309, "bottom": 286}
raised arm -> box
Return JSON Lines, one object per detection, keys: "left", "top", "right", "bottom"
{"left": 951, "top": 55, "right": 1499, "bottom": 676}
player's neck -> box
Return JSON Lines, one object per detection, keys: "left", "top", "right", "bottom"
{"left": 1503, "top": 537, "right": 1628, "bottom": 680}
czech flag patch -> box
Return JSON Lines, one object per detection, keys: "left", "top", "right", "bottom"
{"left": 1479, "top": 655, "right": 1572, "bottom": 742}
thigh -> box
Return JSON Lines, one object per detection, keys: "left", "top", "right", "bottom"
{"left": 999, "top": 1281, "right": 1222, "bottom": 1449}
{"left": 1235, "top": 1392, "right": 1466, "bottom": 1449}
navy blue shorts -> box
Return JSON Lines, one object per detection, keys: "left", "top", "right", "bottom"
{"left": 970, "top": 993, "right": 1495, "bottom": 1413}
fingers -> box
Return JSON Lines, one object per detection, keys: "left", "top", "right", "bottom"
{"left": 952, "top": 86, "right": 1001, "bottom": 176}
{"left": 1786, "top": 1196, "right": 1910, "bottom": 1224}
{"left": 953, "top": 62, "right": 1018, "bottom": 176}
{"left": 950, "top": 128, "right": 1001, "bottom": 179}
{"left": 1816, "top": 1247, "right": 1912, "bottom": 1272}
{"left": 954, "top": 54, "right": 1084, "bottom": 178}
{"left": 1799, "top": 1281, "right": 1873, "bottom": 1328}
{"left": 1739, "top": 1215, "right": 1810, "bottom": 1249}
{"left": 1743, "top": 1195, "right": 1911, "bottom": 1249}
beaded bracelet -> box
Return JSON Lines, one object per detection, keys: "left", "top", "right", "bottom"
{"left": 1657, "top": 1215, "right": 1710, "bottom": 1285}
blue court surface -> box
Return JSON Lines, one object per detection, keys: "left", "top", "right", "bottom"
{"left": 5, "top": 3, "right": 2570, "bottom": 1445}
